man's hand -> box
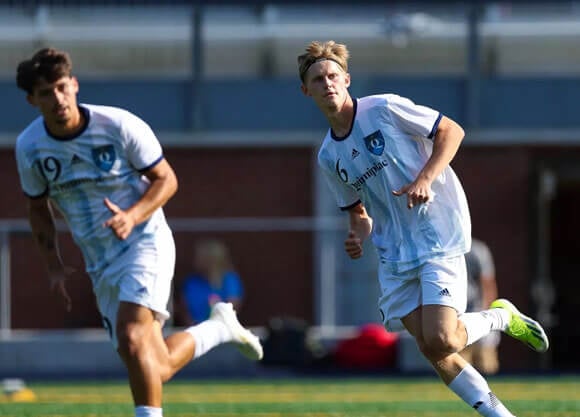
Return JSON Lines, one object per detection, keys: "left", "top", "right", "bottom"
{"left": 392, "top": 177, "right": 433, "bottom": 209}
{"left": 344, "top": 230, "right": 364, "bottom": 259}
{"left": 103, "top": 198, "right": 136, "bottom": 240}
{"left": 48, "top": 266, "right": 74, "bottom": 312}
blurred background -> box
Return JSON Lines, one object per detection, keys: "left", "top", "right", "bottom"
{"left": 0, "top": 0, "right": 579, "bottom": 379}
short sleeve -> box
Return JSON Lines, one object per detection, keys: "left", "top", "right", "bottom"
{"left": 121, "top": 113, "right": 164, "bottom": 172}
{"left": 15, "top": 141, "right": 47, "bottom": 198}
{"left": 386, "top": 94, "right": 442, "bottom": 139}
{"left": 318, "top": 156, "right": 360, "bottom": 211}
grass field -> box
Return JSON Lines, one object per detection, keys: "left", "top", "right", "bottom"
{"left": 0, "top": 377, "right": 578, "bottom": 416}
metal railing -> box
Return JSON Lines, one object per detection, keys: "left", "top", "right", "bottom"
{"left": 0, "top": 216, "right": 353, "bottom": 336}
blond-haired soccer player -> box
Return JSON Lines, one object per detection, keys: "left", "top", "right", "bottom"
{"left": 299, "top": 40, "right": 548, "bottom": 417}
{"left": 15, "top": 48, "right": 262, "bottom": 417}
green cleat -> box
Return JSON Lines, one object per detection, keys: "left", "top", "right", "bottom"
{"left": 489, "top": 298, "right": 549, "bottom": 353}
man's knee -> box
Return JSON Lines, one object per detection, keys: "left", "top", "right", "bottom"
{"left": 422, "top": 329, "right": 463, "bottom": 356}
{"left": 116, "top": 302, "right": 157, "bottom": 358}
{"left": 116, "top": 322, "right": 148, "bottom": 359}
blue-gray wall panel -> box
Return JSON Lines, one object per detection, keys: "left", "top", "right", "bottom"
{"left": 202, "top": 79, "right": 327, "bottom": 130}
{"left": 3, "top": 80, "right": 191, "bottom": 133}
{"left": 480, "top": 78, "right": 580, "bottom": 128}
{"left": 354, "top": 76, "right": 466, "bottom": 123}
{"left": 2, "top": 83, "right": 40, "bottom": 134}
{"left": 80, "top": 80, "right": 192, "bottom": 131}
{"left": 3, "top": 77, "right": 580, "bottom": 133}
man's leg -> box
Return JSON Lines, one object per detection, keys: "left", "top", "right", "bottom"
{"left": 459, "top": 342, "right": 475, "bottom": 365}
{"left": 116, "top": 301, "right": 263, "bottom": 414}
{"left": 466, "top": 331, "right": 501, "bottom": 375}
{"left": 477, "top": 343, "right": 500, "bottom": 375}
{"left": 402, "top": 305, "right": 516, "bottom": 417}
{"left": 116, "top": 302, "right": 165, "bottom": 415}
{"left": 150, "top": 303, "right": 263, "bottom": 383}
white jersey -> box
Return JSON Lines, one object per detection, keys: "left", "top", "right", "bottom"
{"left": 318, "top": 94, "right": 471, "bottom": 272}
{"left": 15, "top": 104, "right": 170, "bottom": 276}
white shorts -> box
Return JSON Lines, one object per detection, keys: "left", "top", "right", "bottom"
{"left": 92, "top": 225, "right": 176, "bottom": 348}
{"left": 377, "top": 255, "right": 467, "bottom": 331}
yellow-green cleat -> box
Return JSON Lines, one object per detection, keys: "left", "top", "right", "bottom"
{"left": 489, "top": 298, "right": 549, "bottom": 353}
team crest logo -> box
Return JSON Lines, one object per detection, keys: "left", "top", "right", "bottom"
{"left": 92, "top": 145, "right": 116, "bottom": 171}
{"left": 363, "top": 130, "right": 385, "bottom": 156}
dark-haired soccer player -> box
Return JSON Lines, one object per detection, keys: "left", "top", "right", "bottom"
{"left": 15, "top": 47, "right": 262, "bottom": 417}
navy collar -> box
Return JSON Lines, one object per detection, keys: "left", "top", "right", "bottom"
{"left": 330, "top": 98, "right": 357, "bottom": 141}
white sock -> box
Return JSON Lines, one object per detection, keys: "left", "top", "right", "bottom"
{"left": 135, "top": 405, "right": 162, "bottom": 417}
{"left": 460, "top": 309, "right": 509, "bottom": 346}
{"left": 448, "top": 365, "right": 514, "bottom": 417}
{"left": 186, "top": 319, "right": 232, "bottom": 359}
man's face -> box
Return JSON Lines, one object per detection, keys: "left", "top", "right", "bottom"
{"left": 27, "top": 76, "right": 79, "bottom": 126}
{"left": 301, "top": 60, "right": 350, "bottom": 112}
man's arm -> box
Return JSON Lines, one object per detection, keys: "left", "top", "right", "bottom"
{"left": 104, "top": 158, "right": 178, "bottom": 240}
{"left": 28, "top": 197, "right": 63, "bottom": 271}
{"left": 345, "top": 203, "right": 373, "bottom": 259}
{"left": 28, "top": 197, "right": 71, "bottom": 310}
{"left": 128, "top": 158, "right": 178, "bottom": 224}
{"left": 393, "top": 115, "right": 465, "bottom": 208}
{"left": 418, "top": 115, "right": 465, "bottom": 184}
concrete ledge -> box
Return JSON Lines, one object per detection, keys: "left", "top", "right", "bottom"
{"left": 0, "top": 328, "right": 431, "bottom": 379}
{"left": 0, "top": 329, "right": 264, "bottom": 379}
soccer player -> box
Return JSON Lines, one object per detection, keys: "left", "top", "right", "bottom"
{"left": 461, "top": 238, "right": 501, "bottom": 375}
{"left": 15, "top": 48, "right": 262, "bottom": 417}
{"left": 298, "top": 40, "right": 548, "bottom": 417}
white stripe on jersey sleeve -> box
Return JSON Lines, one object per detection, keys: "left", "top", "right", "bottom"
{"left": 121, "top": 113, "right": 164, "bottom": 171}
{"left": 385, "top": 94, "right": 441, "bottom": 139}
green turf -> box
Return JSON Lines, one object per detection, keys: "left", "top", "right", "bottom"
{"left": 0, "top": 377, "right": 578, "bottom": 416}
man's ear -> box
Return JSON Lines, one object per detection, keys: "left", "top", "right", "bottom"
{"left": 344, "top": 72, "right": 351, "bottom": 88}
{"left": 71, "top": 76, "right": 79, "bottom": 94}
{"left": 26, "top": 94, "right": 36, "bottom": 107}
{"left": 301, "top": 83, "right": 310, "bottom": 97}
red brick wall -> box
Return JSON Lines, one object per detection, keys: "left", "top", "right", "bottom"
{"left": 4, "top": 147, "right": 314, "bottom": 329}
{"left": 5, "top": 144, "right": 580, "bottom": 370}
{"left": 453, "top": 147, "right": 533, "bottom": 369}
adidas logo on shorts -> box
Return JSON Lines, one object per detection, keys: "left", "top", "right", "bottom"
{"left": 438, "top": 288, "right": 451, "bottom": 297}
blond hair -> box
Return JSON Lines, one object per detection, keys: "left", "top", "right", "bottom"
{"left": 297, "top": 40, "right": 349, "bottom": 82}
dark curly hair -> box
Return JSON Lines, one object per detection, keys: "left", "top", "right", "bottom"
{"left": 16, "top": 48, "right": 73, "bottom": 94}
